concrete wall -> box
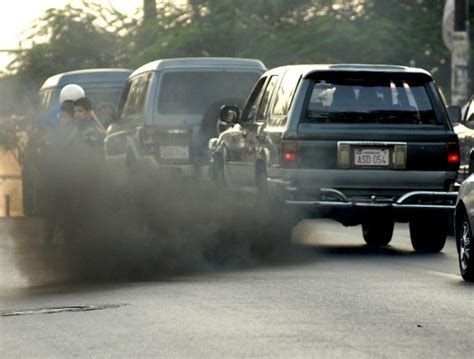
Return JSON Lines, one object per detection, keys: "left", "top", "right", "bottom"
{"left": 0, "top": 149, "right": 23, "bottom": 217}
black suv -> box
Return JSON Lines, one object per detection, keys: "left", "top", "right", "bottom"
{"left": 210, "top": 64, "right": 461, "bottom": 253}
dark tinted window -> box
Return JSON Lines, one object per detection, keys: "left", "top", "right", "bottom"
{"left": 157, "top": 71, "right": 260, "bottom": 115}
{"left": 304, "top": 77, "right": 438, "bottom": 124}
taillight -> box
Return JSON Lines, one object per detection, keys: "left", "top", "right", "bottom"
{"left": 447, "top": 142, "right": 460, "bottom": 166}
{"left": 281, "top": 141, "right": 297, "bottom": 167}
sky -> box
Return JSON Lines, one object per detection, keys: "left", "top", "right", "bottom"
{"left": 0, "top": 0, "right": 143, "bottom": 71}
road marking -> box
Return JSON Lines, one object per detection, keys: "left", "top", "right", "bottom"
{"left": 1, "top": 304, "right": 128, "bottom": 317}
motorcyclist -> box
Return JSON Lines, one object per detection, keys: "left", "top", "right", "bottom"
{"left": 38, "top": 84, "right": 85, "bottom": 129}
{"left": 39, "top": 84, "right": 85, "bottom": 245}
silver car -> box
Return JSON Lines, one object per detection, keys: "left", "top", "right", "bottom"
{"left": 454, "top": 96, "right": 474, "bottom": 281}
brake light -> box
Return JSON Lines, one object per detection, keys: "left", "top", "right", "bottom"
{"left": 281, "top": 141, "right": 297, "bottom": 166}
{"left": 448, "top": 153, "right": 460, "bottom": 164}
{"left": 283, "top": 151, "right": 296, "bottom": 161}
{"left": 447, "top": 142, "right": 460, "bottom": 165}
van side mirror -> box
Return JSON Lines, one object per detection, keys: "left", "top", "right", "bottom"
{"left": 220, "top": 105, "right": 240, "bottom": 124}
{"left": 447, "top": 105, "right": 462, "bottom": 124}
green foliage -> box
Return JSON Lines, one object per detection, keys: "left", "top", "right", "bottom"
{"left": 3, "top": 0, "right": 473, "bottom": 112}
{"left": 132, "top": 0, "right": 459, "bottom": 101}
{"left": 0, "top": 116, "right": 28, "bottom": 166}
{"left": 9, "top": 0, "right": 134, "bottom": 88}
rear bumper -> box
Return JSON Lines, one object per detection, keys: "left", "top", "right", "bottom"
{"left": 272, "top": 168, "right": 457, "bottom": 190}
{"left": 267, "top": 168, "right": 458, "bottom": 212}
{"left": 285, "top": 188, "right": 458, "bottom": 212}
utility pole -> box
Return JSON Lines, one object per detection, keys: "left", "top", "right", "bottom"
{"left": 451, "top": 0, "right": 470, "bottom": 105}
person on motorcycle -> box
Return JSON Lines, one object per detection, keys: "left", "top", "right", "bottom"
{"left": 40, "top": 84, "right": 85, "bottom": 246}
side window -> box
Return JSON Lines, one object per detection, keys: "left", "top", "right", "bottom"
{"left": 241, "top": 77, "right": 267, "bottom": 122}
{"left": 271, "top": 70, "right": 301, "bottom": 118}
{"left": 118, "top": 80, "right": 132, "bottom": 118}
{"left": 122, "top": 77, "right": 141, "bottom": 117}
{"left": 256, "top": 76, "right": 279, "bottom": 123}
{"left": 122, "top": 73, "right": 151, "bottom": 122}
{"left": 38, "top": 90, "right": 53, "bottom": 115}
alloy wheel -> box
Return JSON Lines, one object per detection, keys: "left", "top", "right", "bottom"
{"left": 460, "top": 220, "right": 472, "bottom": 272}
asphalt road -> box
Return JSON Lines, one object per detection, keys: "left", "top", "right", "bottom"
{"left": 1, "top": 217, "right": 472, "bottom": 358}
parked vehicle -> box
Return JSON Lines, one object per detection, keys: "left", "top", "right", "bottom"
{"left": 210, "top": 64, "right": 460, "bottom": 253}
{"left": 22, "top": 68, "right": 132, "bottom": 215}
{"left": 104, "top": 57, "right": 265, "bottom": 196}
{"left": 454, "top": 95, "right": 474, "bottom": 281}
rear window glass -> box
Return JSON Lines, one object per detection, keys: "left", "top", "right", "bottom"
{"left": 157, "top": 71, "right": 260, "bottom": 115}
{"left": 86, "top": 88, "right": 124, "bottom": 109}
{"left": 304, "top": 78, "right": 437, "bottom": 124}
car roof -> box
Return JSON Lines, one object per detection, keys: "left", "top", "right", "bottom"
{"left": 264, "top": 64, "right": 433, "bottom": 80}
{"left": 131, "top": 57, "right": 267, "bottom": 77}
{"left": 40, "top": 68, "right": 133, "bottom": 90}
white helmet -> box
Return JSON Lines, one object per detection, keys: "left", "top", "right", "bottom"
{"left": 59, "top": 84, "right": 85, "bottom": 104}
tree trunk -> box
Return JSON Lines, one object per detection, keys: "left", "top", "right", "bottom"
{"left": 143, "top": 0, "right": 157, "bottom": 23}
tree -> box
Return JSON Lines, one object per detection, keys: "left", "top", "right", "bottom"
{"left": 143, "top": 0, "right": 157, "bottom": 23}
{"left": 9, "top": 0, "right": 132, "bottom": 88}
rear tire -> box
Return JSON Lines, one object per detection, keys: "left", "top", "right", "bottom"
{"left": 362, "top": 219, "right": 394, "bottom": 246}
{"left": 458, "top": 214, "right": 474, "bottom": 282}
{"left": 409, "top": 213, "right": 448, "bottom": 253}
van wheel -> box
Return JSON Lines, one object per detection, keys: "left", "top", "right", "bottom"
{"left": 362, "top": 219, "right": 394, "bottom": 246}
{"left": 410, "top": 214, "right": 448, "bottom": 253}
{"left": 458, "top": 214, "right": 474, "bottom": 281}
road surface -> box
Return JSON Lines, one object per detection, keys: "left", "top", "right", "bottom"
{"left": 1, "top": 217, "right": 472, "bottom": 358}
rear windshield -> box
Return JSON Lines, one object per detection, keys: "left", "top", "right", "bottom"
{"left": 157, "top": 71, "right": 260, "bottom": 115}
{"left": 304, "top": 77, "right": 438, "bottom": 124}
{"left": 85, "top": 88, "right": 124, "bottom": 109}
{"left": 46, "top": 86, "right": 124, "bottom": 111}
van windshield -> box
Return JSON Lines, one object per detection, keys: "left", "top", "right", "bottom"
{"left": 157, "top": 71, "right": 260, "bottom": 115}
{"left": 304, "top": 77, "right": 438, "bottom": 125}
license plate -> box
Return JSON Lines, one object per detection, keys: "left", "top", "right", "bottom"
{"left": 160, "top": 145, "right": 189, "bottom": 160}
{"left": 354, "top": 148, "right": 390, "bottom": 167}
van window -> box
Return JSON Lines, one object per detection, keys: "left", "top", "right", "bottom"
{"left": 271, "top": 70, "right": 301, "bottom": 117}
{"left": 86, "top": 88, "right": 125, "bottom": 110}
{"left": 122, "top": 73, "right": 152, "bottom": 120}
{"left": 157, "top": 71, "right": 260, "bottom": 115}
{"left": 38, "top": 90, "right": 53, "bottom": 115}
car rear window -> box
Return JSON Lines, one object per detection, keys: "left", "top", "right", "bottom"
{"left": 304, "top": 76, "right": 438, "bottom": 125}
{"left": 157, "top": 71, "right": 260, "bottom": 115}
